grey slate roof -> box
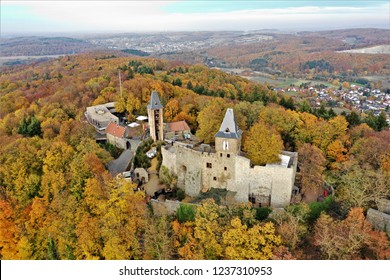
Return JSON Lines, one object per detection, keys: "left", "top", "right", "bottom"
{"left": 215, "top": 108, "right": 242, "bottom": 139}
{"left": 147, "top": 91, "right": 163, "bottom": 110}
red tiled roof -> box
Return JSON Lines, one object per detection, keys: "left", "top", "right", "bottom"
{"left": 167, "top": 121, "right": 190, "bottom": 133}
{"left": 106, "top": 122, "right": 126, "bottom": 138}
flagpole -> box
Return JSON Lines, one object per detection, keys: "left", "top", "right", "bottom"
{"left": 118, "top": 69, "right": 122, "bottom": 98}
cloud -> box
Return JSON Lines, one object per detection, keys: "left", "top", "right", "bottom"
{"left": 2, "top": 1, "right": 178, "bottom": 32}
{"left": 185, "top": 4, "right": 390, "bottom": 30}
{"left": 1, "top": 1, "right": 389, "bottom": 33}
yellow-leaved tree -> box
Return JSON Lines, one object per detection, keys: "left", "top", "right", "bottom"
{"left": 223, "top": 218, "right": 281, "bottom": 260}
{"left": 196, "top": 98, "right": 227, "bottom": 144}
{"left": 126, "top": 92, "right": 141, "bottom": 122}
{"left": 100, "top": 180, "right": 146, "bottom": 260}
{"left": 193, "top": 199, "right": 224, "bottom": 259}
{"left": 173, "top": 199, "right": 283, "bottom": 260}
{"left": 164, "top": 98, "right": 180, "bottom": 122}
{"left": 244, "top": 121, "right": 284, "bottom": 165}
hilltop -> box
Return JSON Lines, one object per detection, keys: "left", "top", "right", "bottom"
{"left": 0, "top": 53, "right": 389, "bottom": 260}
{"left": 2, "top": 29, "right": 389, "bottom": 79}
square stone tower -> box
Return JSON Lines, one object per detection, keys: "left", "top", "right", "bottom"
{"left": 147, "top": 91, "right": 164, "bottom": 141}
{"left": 215, "top": 108, "right": 242, "bottom": 155}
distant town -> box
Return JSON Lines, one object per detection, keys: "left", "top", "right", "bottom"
{"left": 275, "top": 84, "right": 390, "bottom": 124}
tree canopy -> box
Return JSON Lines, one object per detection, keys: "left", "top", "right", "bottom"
{"left": 244, "top": 121, "right": 284, "bottom": 165}
{"left": 0, "top": 52, "right": 389, "bottom": 260}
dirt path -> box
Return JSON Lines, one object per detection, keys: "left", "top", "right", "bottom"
{"left": 143, "top": 158, "right": 162, "bottom": 196}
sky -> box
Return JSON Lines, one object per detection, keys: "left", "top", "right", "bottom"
{"left": 1, "top": 1, "right": 390, "bottom": 34}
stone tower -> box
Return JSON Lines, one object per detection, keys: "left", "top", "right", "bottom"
{"left": 147, "top": 91, "right": 164, "bottom": 142}
{"left": 215, "top": 108, "right": 242, "bottom": 155}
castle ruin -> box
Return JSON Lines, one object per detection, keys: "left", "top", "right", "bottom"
{"left": 148, "top": 91, "right": 298, "bottom": 208}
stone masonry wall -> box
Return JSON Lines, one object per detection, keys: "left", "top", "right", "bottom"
{"left": 367, "top": 208, "right": 390, "bottom": 231}
{"left": 215, "top": 137, "right": 241, "bottom": 155}
{"left": 269, "top": 167, "right": 295, "bottom": 208}
{"left": 107, "top": 133, "right": 127, "bottom": 149}
{"left": 378, "top": 199, "right": 390, "bottom": 215}
{"left": 161, "top": 146, "right": 177, "bottom": 174}
{"left": 150, "top": 199, "right": 181, "bottom": 215}
{"left": 150, "top": 199, "right": 198, "bottom": 216}
{"left": 234, "top": 156, "right": 269, "bottom": 203}
{"left": 161, "top": 142, "right": 296, "bottom": 208}
{"left": 234, "top": 156, "right": 294, "bottom": 207}
{"left": 175, "top": 145, "right": 203, "bottom": 196}
{"left": 201, "top": 151, "right": 236, "bottom": 192}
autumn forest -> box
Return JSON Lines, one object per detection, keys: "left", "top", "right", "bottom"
{"left": 0, "top": 52, "right": 389, "bottom": 260}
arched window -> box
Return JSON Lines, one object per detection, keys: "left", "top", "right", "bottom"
{"left": 223, "top": 141, "right": 229, "bottom": 151}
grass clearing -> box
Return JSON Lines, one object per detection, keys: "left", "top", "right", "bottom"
{"left": 247, "top": 76, "right": 335, "bottom": 88}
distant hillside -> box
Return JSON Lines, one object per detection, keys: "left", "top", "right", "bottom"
{"left": 0, "top": 36, "right": 99, "bottom": 56}
{"left": 313, "top": 28, "right": 390, "bottom": 46}
{"left": 0, "top": 51, "right": 271, "bottom": 120}
{"left": 204, "top": 29, "right": 390, "bottom": 77}
{"left": 2, "top": 29, "right": 389, "bottom": 78}
{"left": 338, "top": 45, "right": 390, "bottom": 54}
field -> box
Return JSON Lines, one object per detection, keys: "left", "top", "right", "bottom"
{"left": 363, "top": 75, "right": 390, "bottom": 89}
{"left": 246, "top": 75, "right": 335, "bottom": 89}
{"left": 338, "top": 45, "right": 390, "bottom": 54}
{"left": 327, "top": 107, "right": 351, "bottom": 114}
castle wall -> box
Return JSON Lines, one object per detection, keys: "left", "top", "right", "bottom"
{"left": 161, "top": 146, "right": 177, "bottom": 174}
{"left": 233, "top": 156, "right": 253, "bottom": 202}
{"left": 378, "top": 199, "right": 390, "bottom": 215}
{"left": 174, "top": 145, "right": 203, "bottom": 196}
{"left": 269, "top": 167, "right": 295, "bottom": 208}
{"left": 165, "top": 129, "right": 191, "bottom": 140}
{"left": 367, "top": 208, "right": 390, "bottom": 231}
{"left": 162, "top": 143, "right": 202, "bottom": 196}
{"left": 234, "top": 157, "right": 276, "bottom": 205}
{"left": 150, "top": 199, "right": 181, "bottom": 216}
{"left": 150, "top": 199, "right": 198, "bottom": 216}
{"left": 161, "top": 143, "right": 296, "bottom": 208}
{"left": 201, "top": 151, "right": 236, "bottom": 192}
{"left": 228, "top": 154, "right": 295, "bottom": 207}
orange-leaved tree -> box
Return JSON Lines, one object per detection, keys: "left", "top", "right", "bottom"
{"left": 314, "top": 208, "right": 390, "bottom": 260}
{"left": 298, "top": 143, "right": 326, "bottom": 195}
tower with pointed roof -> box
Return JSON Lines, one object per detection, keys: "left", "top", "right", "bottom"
{"left": 215, "top": 108, "right": 242, "bottom": 155}
{"left": 147, "top": 91, "right": 164, "bottom": 141}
